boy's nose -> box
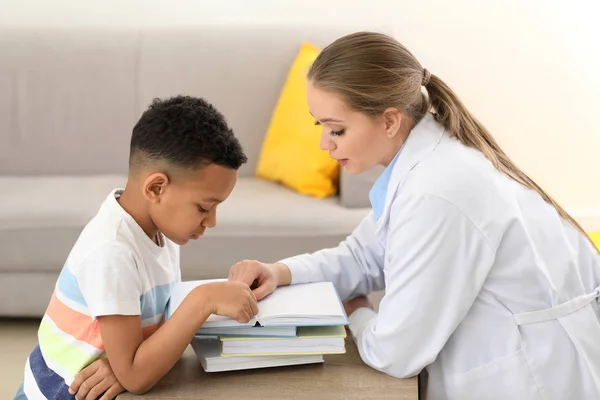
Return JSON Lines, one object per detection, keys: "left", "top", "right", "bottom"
{"left": 202, "top": 212, "right": 217, "bottom": 228}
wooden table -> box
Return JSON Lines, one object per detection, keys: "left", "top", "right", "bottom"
{"left": 117, "top": 336, "right": 419, "bottom": 400}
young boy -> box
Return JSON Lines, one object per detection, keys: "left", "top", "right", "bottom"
{"left": 15, "top": 96, "right": 259, "bottom": 399}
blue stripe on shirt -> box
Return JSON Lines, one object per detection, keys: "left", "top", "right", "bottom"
{"left": 58, "top": 264, "right": 174, "bottom": 319}
{"left": 140, "top": 282, "right": 174, "bottom": 320}
{"left": 56, "top": 266, "right": 88, "bottom": 307}
{"left": 29, "top": 345, "right": 75, "bottom": 400}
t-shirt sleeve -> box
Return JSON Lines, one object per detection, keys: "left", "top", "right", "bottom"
{"left": 76, "top": 242, "right": 143, "bottom": 318}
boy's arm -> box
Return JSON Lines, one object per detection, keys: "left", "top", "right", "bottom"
{"left": 77, "top": 243, "right": 257, "bottom": 395}
{"left": 98, "top": 285, "right": 212, "bottom": 394}
{"left": 98, "top": 280, "right": 257, "bottom": 394}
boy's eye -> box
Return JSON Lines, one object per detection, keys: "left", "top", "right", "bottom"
{"left": 314, "top": 121, "right": 321, "bottom": 126}
{"left": 198, "top": 206, "right": 209, "bottom": 213}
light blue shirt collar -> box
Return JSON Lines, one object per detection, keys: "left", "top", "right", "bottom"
{"left": 369, "top": 143, "right": 405, "bottom": 221}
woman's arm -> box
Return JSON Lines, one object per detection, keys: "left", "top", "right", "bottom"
{"left": 278, "top": 213, "right": 386, "bottom": 301}
{"left": 350, "top": 193, "right": 496, "bottom": 378}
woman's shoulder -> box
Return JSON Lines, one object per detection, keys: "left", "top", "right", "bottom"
{"left": 394, "top": 140, "right": 516, "bottom": 242}
{"left": 403, "top": 137, "right": 506, "bottom": 200}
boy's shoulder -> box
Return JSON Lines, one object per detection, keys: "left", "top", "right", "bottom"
{"left": 66, "top": 189, "right": 140, "bottom": 272}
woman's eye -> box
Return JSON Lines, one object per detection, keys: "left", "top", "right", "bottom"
{"left": 314, "top": 120, "right": 344, "bottom": 136}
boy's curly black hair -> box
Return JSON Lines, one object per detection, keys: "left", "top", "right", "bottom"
{"left": 129, "top": 96, "right": 247, "bottom": 171}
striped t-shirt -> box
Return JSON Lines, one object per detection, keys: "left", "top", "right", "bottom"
{"left": 21, "top": 189, "right": 181, "bottom": 399}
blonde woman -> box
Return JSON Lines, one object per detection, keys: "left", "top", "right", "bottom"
{"left": 229, "top": 32, "right": 600, "bottom": 399}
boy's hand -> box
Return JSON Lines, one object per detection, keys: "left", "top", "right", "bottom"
{"left": 69, "top": 358, "right": 125, "bottom": 400}
{"left": 202, "top": 281, "right": 259, "bottom": 323}
{"left": 228, "top": 260, "right": 288, "bottom": 300}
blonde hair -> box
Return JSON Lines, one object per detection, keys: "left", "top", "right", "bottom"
{"left": 308, "top": 31, "right": 596, "bottom": 251}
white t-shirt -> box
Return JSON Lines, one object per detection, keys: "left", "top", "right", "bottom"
{"left": 73, "top": 188, "right": 181, "bottom": 322}
{"left": 23, "top": 189, "right": 181, "bottom": 399}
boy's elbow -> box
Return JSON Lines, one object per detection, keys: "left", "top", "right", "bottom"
{"left": 120, "top": 375, "right": 156, "bottom": 395}
{"left": 127, "top": 387, "right": 152, "bottom": 396}
{"left": 123, "top": 382, "right": 153, "bottom": 396}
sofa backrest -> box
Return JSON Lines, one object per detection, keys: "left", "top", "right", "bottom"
{"left": 0, "top": 25, "right": 392, "bottom": 177}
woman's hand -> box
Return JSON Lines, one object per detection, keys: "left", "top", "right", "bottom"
{"left": 228, "top": 260, "right": 291, "bottom": 300}
{"left": 343, "top": 295, "right": 374, "bottom": 317}
{"left": 69, "top": 358, "right": 125, "bottom": 400}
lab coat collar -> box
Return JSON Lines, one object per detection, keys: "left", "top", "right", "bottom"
{"left": 375, "top": 112, "right": 446, "bottom": 232}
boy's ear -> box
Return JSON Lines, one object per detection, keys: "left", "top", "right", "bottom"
{"left": 143, "top": 172, "right": 170, "bottom": 204}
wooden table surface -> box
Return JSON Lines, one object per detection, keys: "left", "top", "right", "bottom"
{"left": 117, "top": 336, "right": 418, "bottom": 400}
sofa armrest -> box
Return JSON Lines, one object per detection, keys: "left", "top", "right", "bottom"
{"left": 338, "top": 166, "right": 383, "bottom": 208}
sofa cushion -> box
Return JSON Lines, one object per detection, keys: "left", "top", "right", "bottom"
{"left": 591, "top": 231, "right": 600, "bottom": 250}
{"left": 213, "top": 176, "right": 365, "bottom": 236}
{"left": 255, "top": 42, "right": 340, "bottom": 199}
{"left": 1, "top": 26, "right": 393, "bottom": 179}
{"left": 339, "top": 166, "right": 384, "bottom": 208}
{"left": 0, "top": 28, "right": 138, "bottom": 176}
{"left": 0, "top": 176, "right": 370, "bottom": 275}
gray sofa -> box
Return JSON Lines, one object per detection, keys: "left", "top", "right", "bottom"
{"left": 0, "top": 26, "right": 388, "bottom": 317}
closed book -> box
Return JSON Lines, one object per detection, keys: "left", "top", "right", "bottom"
{"left": 191, "top": 338, "right": 324, "bottom": 372}
{"left": 220, "top": 325, "right": 347, "bottom": 356}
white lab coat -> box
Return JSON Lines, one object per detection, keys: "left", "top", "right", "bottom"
{"left": 280, "top": 113, "right": 600, "bottom": 400}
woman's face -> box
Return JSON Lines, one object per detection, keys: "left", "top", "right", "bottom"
{"left": 307, "top": 82, "right": 402, "bottom": 175}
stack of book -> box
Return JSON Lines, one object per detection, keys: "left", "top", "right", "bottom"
{"left": 166, "top": 279, "right": 349, "bottom": 372}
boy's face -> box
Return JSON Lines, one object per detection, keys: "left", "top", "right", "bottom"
{"left": 147, "top": 163, "right": 238, "bottom": 246}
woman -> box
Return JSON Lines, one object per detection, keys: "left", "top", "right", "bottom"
{"left": 229, "top": 31, "right": 600, "bottom": 399}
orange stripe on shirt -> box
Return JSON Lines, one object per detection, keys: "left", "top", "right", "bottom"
{"left": 45, "top": 291, "right": 104, "bottom": 351}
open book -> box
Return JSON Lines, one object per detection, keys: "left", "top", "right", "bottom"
{"left": 166, "top": 279, "right": 348, "bottom": 330}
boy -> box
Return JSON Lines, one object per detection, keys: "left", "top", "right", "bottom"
{"left": 16, "top": 96, "right": 259, "bottom": 399}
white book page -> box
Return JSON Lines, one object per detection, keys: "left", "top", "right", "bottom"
{"left": 168, "top": 278, "right": 225, "bottom": 316}
{"left": 170, "top": 280, "right": 346, "bottom": 328}
{"left": 257, "top": 282, "right": 346, "bottom": 323}
{"left": 168, "top": 278, "right": 257, "bottom": 327}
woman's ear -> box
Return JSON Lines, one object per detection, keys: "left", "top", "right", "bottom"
{"left": 383, "top": 108, "right": 403, "bottom": 139}
{"left": 142, "top": 172, "right": 169, "bottom": 203}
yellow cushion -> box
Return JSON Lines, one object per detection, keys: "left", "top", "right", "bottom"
{"left": 255, "top": 42, "right": 339, "bottom": 198}
{"left": 591, "top": 231, "right": 600, "bottom": 250}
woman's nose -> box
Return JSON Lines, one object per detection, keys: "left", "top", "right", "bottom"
{"left": 320, "top": 133, "right": 336, "bottom": 151}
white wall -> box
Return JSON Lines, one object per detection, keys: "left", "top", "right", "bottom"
{"left": 2, "top": 0, "right": 599, "bottom": 229}
{"left": 394, "top": 0, "right": 600, "bottom": 230}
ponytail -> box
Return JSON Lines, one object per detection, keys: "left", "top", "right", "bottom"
{"left": 425, "top": 74, "right": 598, "bottom": 253}
{"left": 306, "top": 30, "right": 596, "bottom": 253}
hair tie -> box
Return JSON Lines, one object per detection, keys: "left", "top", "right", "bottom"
{"left": 422, "top": 68, "right": 431, "bottom": 86}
